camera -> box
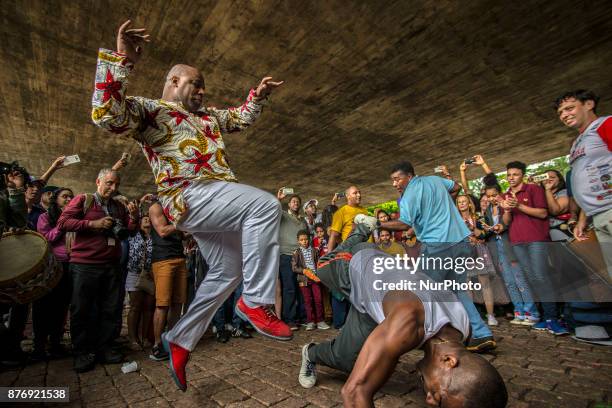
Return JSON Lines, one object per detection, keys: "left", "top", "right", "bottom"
{"left": 0, "top": 161, "right": 29, "bottom": 190}
{"left": 336, "top": 192, "right": 346, "bottom": 198}
{"left": 109, "top": 218, "right": 130, "bottom": 241}
{"left": 464, "top": 157, "right": 476, "bottom": 165}
{"left": 104, "top": 200, "right": 130, "bottom": 240}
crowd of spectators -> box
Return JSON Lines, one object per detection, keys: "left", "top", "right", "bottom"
{"left": 0, "top": 88, "right": 610, "bottom": 373}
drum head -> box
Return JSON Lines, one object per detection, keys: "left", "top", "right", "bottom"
{"left": 0, "top": 231, "right": 49, "bottom": 285}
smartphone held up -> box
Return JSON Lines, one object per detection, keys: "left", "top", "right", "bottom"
{"left": 63, "top": 155, "right": 81, "bottom": 166}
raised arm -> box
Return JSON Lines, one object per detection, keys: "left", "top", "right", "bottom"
{"left": 91, "top": 20, "right": 150, "bottom": 136}
{"left": 206, "top": 77, "right": 283, "bottom": 133}
{"left": 473, "top": 154, "right": 493, "bottom": 175}
{"left": 341, "top": 295, "right": 424, "bottom": 407}
{"left": 39, "top": 156, "right": 66, "bottom": 184}
{"left": 459, "top": 162, "right": 471, "bottom": 196}
{"left": 543, "top": 180, "right": 569, "bottom": 216}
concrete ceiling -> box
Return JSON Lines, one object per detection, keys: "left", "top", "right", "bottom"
{"left": 1, "top": 0, "right": 611, "bottom": 205}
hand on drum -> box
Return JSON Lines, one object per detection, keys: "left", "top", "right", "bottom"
{"left": 90, "top": 216, "right": 114, "bottom": 230}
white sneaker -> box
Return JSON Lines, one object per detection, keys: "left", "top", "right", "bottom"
{"left": 353, "top": 214, "right": 379, "bottom": 233}
{"left": 316, "top": 321, "right": 330, "bottom": 330}
{"left": 299, "top": 344, "right": 317, "bottom": 388}
{"left": 305, "top": 322, "right": 316, "bottom": 331}
{"left": 487, "top": 314, "right": 499, "bottom": 326}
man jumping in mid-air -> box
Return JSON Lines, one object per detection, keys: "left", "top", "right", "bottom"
{"left": 92, "top": 20, "right": 290, "bottom": 391}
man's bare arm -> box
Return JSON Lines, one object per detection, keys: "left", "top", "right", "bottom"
{"left": 327, "top": 230, "right": 341, "bottom": 251}
{"left": 40, "top": 156, "right": 66, "bottom": 184}
{"left": 342, "top": 295, "right": 424, "bottom": 407}
{"left": 380, "top": 219, "right": 411, "bottom": 232}
{"left": 149, "top": 202, "right": 176, "bottom": 238}
{"left": 449, "top": 181, "right": 462, "bottom": 200}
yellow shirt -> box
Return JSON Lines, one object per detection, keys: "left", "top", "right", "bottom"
{"left": 377, "top": 241, "right": 407, "bottom": 257}
{"left": 331, "top": 205, "right": 368, "bottom": 241}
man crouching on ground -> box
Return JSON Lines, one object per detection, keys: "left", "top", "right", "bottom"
{"left": 298, "top": 220, "right": 507, "bottom": 407}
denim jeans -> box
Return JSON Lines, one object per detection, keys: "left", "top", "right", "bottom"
{"left": 279, "top": 254, "right": 298, "bottom": 324}
{"left": 331, "top": 297, "right": 349, "bottom": 329}
{"left": 511, "top": 242, "right": 557, "bottom": 320}
{"left": 212, "top": 283, "right": 245, "bottom": 330}
{"left": 495, "top": 238, "right": 538, "bottom": 317}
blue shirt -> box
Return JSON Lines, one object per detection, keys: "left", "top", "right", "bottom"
{"left": 399, "top": 176, "right": 470, "bottom": 244}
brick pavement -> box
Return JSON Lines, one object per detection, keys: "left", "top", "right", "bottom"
{"left": 1, "top": 320, "right": 611, "bottom": 407}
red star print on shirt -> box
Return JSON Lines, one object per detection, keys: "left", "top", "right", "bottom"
{"left": 143, "top": 144, "right": 158, "bottom": 163}
{"left": 95, "top": 69, "right": 123, "bottom": 103}
{"left": 185, "top": 149, "right": 213, "bottom": 173}
{"left": 161, "top": 170, "right": 184, "bottom": 187}
{"left": 203, "top": 124, "right": 219, "bottom": 143}
{"left": 169, "top": 110, "right": 188, "bottom": 126}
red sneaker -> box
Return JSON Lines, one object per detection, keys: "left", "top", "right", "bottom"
{"left": 161, "top": 333, "right": 189, "bottom": 392}
{"left": 235, "top": 297, "right": 293, "bottom": 341}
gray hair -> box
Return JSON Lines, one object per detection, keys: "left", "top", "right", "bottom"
{"left": 97, "top": 168, "right": 119, "bottom": 181}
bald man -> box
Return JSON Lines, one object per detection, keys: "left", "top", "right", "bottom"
{"left": 300, "top": 222, "right": 507, "bottom": 408}
{"left": 92, "top": 20, "right": 290, "bottom": 391}
{"left": 328, "top": 186, "right": 367, "bottom": 251}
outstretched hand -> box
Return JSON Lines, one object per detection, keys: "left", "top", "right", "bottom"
{"left": 117, "top": 20, "right": 150, "bottom": 64}
{"left": 256, "top": 77, "right": 284, "bottom": 98}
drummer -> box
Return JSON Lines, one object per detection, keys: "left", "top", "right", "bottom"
{"left": 0, "top": 164, "right": 29, "bottom": 366}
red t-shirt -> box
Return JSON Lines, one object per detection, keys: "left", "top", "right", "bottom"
{"left": 505, "top": 184, "right": 550, "bottom": 244}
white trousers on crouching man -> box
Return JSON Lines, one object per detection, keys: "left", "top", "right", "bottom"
{"left": 165, "top": 180, "right": 281, "bottom": 351}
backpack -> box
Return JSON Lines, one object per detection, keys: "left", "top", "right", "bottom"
{"left": 65, "top": 193, "right": 96, "bottom": 255}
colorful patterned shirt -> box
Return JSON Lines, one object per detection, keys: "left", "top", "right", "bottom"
{"left": 91, "top": 49, "right": 267, "bottom": 223}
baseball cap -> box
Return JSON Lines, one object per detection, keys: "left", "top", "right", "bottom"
{"left": 303, "top": 199, "right": 318, "bottom": 211}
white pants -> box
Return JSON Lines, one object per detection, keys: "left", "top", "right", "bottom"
{"left": 166, "top": 180, "right": 281, "bottom": 350}
{"left": 593, "top": 207, "right": 612, "bottom": 281}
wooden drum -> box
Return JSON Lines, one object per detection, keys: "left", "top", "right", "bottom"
{"left": 0, "top": 230, "right": 63, "bottom": 304}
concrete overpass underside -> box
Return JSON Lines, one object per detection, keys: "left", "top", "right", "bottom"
{"left": 1, "top": 0, "right": 611, "bottom": 204}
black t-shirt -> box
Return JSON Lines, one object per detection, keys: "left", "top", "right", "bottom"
{"left": 150, "top": 225, "right": 185, "bottom": 263}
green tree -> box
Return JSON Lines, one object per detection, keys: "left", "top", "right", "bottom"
{"left": 467, "top": 155, "right": 570, "bottom": 194}
{"left": 370, "top": 154, "right": 571, "bottom": 209}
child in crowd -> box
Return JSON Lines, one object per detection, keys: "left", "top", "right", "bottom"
{"left": 312, "top": 222, "right": 329, "bottom": 257}
{"left": 377, "top": 227, "right": 406, "bottom": 256}
{"left": 291, "top": 230, "right": 330, "bottom": 330}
